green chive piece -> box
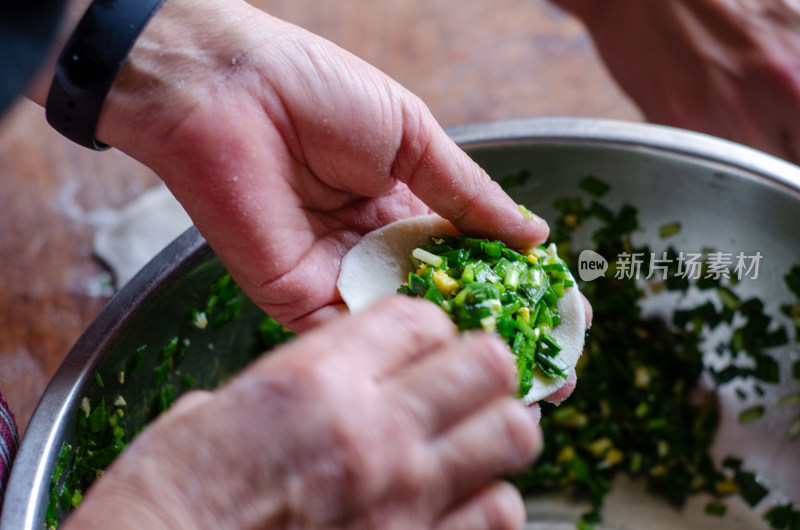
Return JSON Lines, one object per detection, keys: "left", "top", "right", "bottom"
{"left": 763, "top": 502, "right": 799, "bottom": 529}
{"left": 778, "top": 393, "right": 800, "bottom": 408}
{"left": 705, "top": 501, "right": 727, "bottom": 517}
{"left": 70, "top": 490, "right": 82, "bottom": 508}
{"left": 412, "top": 247, "right": 444, "bottom": 268}
{"left": 784, "top": 265, "right": 800, "bottom": 298}
{"left": 718, "top": 287, "right": 741, "bottom": 311}
{"left": 181, "top": 375, "right": 197, "bottom": 389}
{"left": 659, "top": 222, "right": 682, "bottom": 239}
{"left": 734, "top": 470, "right": 769, "bottom": 507}
{"left": 578, "top": 175, "right": 611, "bottom": 198}
{"left": 738, "top": 406, "right": 765, "bottom": 424}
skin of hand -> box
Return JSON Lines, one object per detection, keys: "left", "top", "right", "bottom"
{"left": 61, "top": 297, "right": 543, "bottom": 530}
{"left": 25, "top": 1, "right": 592, "bottom": 527}
{"left": 31, "top": 0, "right": 551, "bottom": 332}
{"left": 552, "top": 0, "right": 800, "bottom": 163}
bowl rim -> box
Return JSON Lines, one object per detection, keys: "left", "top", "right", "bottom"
{"left": 447, "top": 117, "right": 800, "bottom": 194}
{"left": 4, "top": 116, "right": 800, "bottom": 529}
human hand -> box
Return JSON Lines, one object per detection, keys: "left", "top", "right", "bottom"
{"left": 72, "top": 0, "right": 550, "bottom": 331}
{"left": 62, "top": 297, "right": 542, "bottom": 530}
{"left": 551, "top": 0, "right": 800, "bottom": 163}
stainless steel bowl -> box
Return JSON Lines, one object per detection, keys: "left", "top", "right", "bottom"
{"left": 4, "top": 118, "right": 800, "bottom": 529}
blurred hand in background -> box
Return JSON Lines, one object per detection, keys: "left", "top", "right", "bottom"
{"left": 552, "top": 0, "right": 800, "bottom": 163}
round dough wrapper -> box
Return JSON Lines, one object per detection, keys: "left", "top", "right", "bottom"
{"left": 524, "top": 275, "right": 585, "bottom": 404}
{"left": 337, "top": 214, "right": 585, "bottom": 403}
{"left": 338, "top": 214, "right": 461, "bottom": 313}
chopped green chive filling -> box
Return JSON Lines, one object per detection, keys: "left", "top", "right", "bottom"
{"left": 46, "top": 274, "right": 296, "bottom": 529}
{"left": 397, "top": 235, "right": 574, "bottom": 396}
{"left": 510, "top": 176, "right": 800, "bottom": 529}
{"left": 705, "top": 501, "right": 727, "bottom": 517}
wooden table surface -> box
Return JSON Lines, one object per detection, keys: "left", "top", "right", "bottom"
{"left": 0, "top": 0, "right": 639, "bottom": 435}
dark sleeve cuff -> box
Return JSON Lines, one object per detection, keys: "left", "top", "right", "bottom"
{"left": 0, "top": 0, "right": 69, "bottom": 117}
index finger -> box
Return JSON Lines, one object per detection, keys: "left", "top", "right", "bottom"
{"left": 392, "top": 102, "right": 550, "bottom": 250}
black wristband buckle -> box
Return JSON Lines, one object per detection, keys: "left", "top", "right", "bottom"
{"left": 46, "top": 0, "right": 166, "bottom": 150}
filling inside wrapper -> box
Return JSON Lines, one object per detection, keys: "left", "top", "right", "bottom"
{"left": 337, "top": 214, "right": 585, "bottom": 403}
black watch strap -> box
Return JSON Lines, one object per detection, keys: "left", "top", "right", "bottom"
{"left": 45, "top": 0, "right": 166, "bottom": 150}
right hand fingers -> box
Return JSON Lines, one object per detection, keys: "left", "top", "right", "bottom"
{"left": 239, "top": 296, "right": 540, "bottom": 524}
{"left": 384, "top": 326, "right": 540, "bottom": 521}
{"left": 426, "top": 397, "right": 542, "bottom": 512}
{"left": 386, "top": 331, "right": 518, "bottom": 436}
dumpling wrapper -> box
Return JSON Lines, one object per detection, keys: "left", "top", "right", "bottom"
{"left": 337, "top": 214, "right": 585, "bottom": 404}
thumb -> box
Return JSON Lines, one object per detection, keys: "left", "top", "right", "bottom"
{"left": 392, "top": 95, "right": 550, "bottom": 250}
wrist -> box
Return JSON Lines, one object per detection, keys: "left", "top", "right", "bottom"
{"left": 93, "top": 0, "right": 269, "bottom": 160}
{"left": 30, "top": 0, "right": 266, "bottom": 160}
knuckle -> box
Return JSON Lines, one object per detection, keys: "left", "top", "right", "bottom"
{"left": 395, "top": 90, "right": 436, "bottom": 156}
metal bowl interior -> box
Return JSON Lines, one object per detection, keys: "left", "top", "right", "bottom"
{"left": 2, "top": 231, "right": 270, "bottom": 529}
{"left": 4, "top": 118, "right": 800, "bottom": 529}
{"left": 450, "top": 118, "right": 800, "bottom": 528}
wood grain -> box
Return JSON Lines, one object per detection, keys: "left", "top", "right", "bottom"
{"left": 0, "top": 0, "right": 638, "bottom": 434}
